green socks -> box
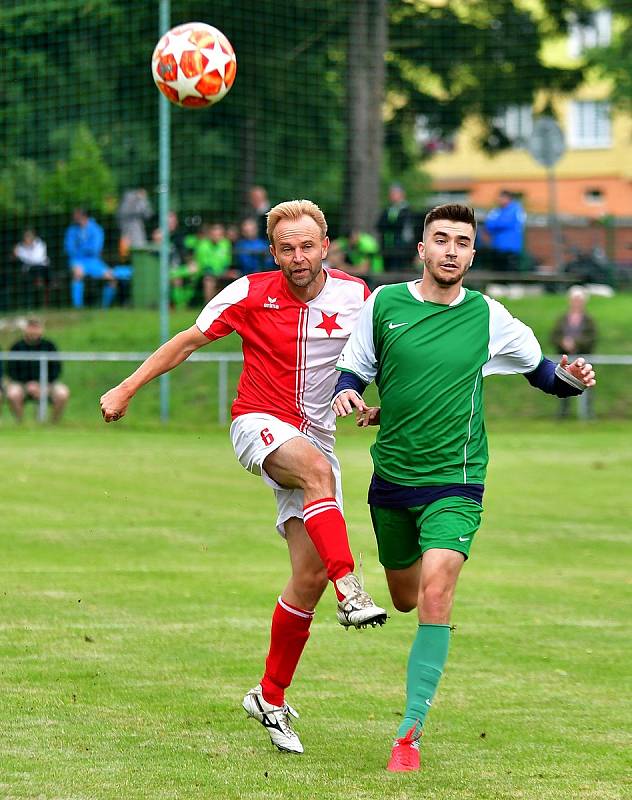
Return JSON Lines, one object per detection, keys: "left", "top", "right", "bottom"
{"left": 397, "top": 623, "right": 451, "bottom": 738}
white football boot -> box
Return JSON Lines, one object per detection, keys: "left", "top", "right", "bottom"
{"left": 335, "top": 573, "right": 388, "bottom": 629}
{"left": 242, "top": 684, "right": 304, "bottom": 754}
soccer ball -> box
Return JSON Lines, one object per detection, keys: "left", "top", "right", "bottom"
{"left": 151, "top": 22, "right": 237, "bottom": 108}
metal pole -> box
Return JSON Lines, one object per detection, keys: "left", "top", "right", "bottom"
{"left": 38, "top": 356, "right": 48, "bottom": 422}
{"left": 218, "top": 360, "right": 228, "bottom": 425}
{"left": 548, "top": 167, "right": 563, "bottom": 272}
{"left": 158, "top": 0, "right": 171, "bottom": 421}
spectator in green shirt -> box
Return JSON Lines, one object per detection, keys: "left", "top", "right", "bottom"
{"left": 335, "top": 231, "right": 384, "bottom": 278}
{"left": 177, "top": 223, "right": 234, "bottom": 306}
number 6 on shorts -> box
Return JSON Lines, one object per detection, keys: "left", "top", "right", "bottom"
{"left": 260, "top": 428, "right": 275, "bottom": 446}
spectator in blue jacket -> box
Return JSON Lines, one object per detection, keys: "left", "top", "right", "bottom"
{"left": 233, "top": 217, "right": 274, "bottom": 275}
{"left": 484, "top": 190, "right": 526, "bottom": 271}
{"left": 64, "top": 208, "right": 131, "bottom": 309}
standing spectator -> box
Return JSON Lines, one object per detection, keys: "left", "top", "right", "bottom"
{"left": 117, "top": 188, "right": 153, "bottom": 258}
{"left": 200, "top": 223, "right": 235, "bottom": 303}
{"left": 13, "top": 229, "right": 51, "bottom": 309}
{"left": 551, "top": 285, "right": 598, "bottom": 419}
{"left": 233, "top": 217, "right": 274, "bottom": 275}
{"left": 6, "top": 318, "right": 70, "bottom": 423}
{"left": 64, "top": 208, "right": 131, "bottom": 309}
{"left": 377, "top": 184, "right": 415, "bottom": 271}
{"left": 247, "top": 185, "right": 271, "bottom": 240}
{"left": 484, "top": 189, "right": 526, "bottom": 271}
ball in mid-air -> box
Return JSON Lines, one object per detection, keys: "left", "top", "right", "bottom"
{"left": 151, "top": 22, "right": 237, "bottom": 108}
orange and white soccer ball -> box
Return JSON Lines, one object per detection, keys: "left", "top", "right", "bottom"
{"left": 151, "top": 22, "right": 237, "bottom": 108}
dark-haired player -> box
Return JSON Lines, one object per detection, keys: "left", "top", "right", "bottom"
{"left": 333, "top": 204, "right": 596, "bottom": 772}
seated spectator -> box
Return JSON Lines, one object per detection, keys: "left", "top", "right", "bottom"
{"left": 158, "top": 214, "right": 197, "bottom": 310}
{"left": 6, "top": 318, "right": 70, "bottom": 423}
{"left": 233, "top": 217, "right": 274, "bottom": 275}
{"left": 64, "top": 207, "right": 131, "bottom": 309}
{"left": 13, "top": 228, "right": 51, "bottom": 310}
{"left": 339, "top": 230, "right": 384, "bottom": 276}
{"left": 181, "top": 223, "right": 235, "bottom": 305}
{"left": 325, "top": 240, "right": 350, "bottom": 271}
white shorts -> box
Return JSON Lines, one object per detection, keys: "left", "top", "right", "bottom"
{"left": 230, "top": 413, "right": 343, "bottom": 537}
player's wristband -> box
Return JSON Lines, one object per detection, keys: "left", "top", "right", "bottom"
{"left": 554, "top": 363, "right": 587, "bottom": 392}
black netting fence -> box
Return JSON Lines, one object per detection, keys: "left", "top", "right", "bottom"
{"left": 3, "top": 1, "right": 628, "bottom": 314}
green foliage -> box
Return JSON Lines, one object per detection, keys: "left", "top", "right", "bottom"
{"left": 0, "top": 158, "right": 45, "bottom": 214}
{"left": 588, "top": 2, "right": 632, "bottom": 111}
{"left": 387, "top": 0, "right": 587, "bottom": 164}
{"left": 41, "top": 124, "right": 116, "bottom": 213}
{"left": 1, "top": 424, "right": 630, "bottom": 798}
{"left": 0, "top": 1, "right": 590, "bottom": 221}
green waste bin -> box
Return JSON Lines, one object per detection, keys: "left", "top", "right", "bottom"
{"left": 130, "top": 247, "right": 161, "bottom": 308}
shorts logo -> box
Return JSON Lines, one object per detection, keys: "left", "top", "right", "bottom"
{"left": 264, "top": 296, "right": 280, "bottom": 309}
{"left": 388, "top": 322, "right": 408, "bottom": 329}
{"left": 458, "top": 535, "right": 470, "bottom": 542}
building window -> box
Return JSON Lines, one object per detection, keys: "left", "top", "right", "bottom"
{"left": 568, "top": 101, "right": 611, "bottom": 149}
{"left": 584, "top": 188, "right": 604, "bottom": 206}
{"left": 492, "top": 105, "right": 534, "bottom": 148}
{"left": 568, "top": 10, "right": 612, "bottom": 58}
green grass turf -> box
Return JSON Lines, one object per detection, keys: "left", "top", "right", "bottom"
{"left": 1, "top": 421, "right": 630, "bottom": 799}
{"left": 1, "top": 291, "right": 631, "bottom": 425}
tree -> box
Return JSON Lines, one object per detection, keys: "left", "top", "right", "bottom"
{"left": 0, "top": 1, "right": 591, "bottom": 232}
{"left": 587, "top": 2, "right": 632, "bottom": 111}
{"left": 386, "top": 0, "right": 587, "bottom": 168}
{"left": 344, "top": 0, "right": 387, "bottom": 234}
{"left": 41, "top": 124, "right": 116, "bottom": 214}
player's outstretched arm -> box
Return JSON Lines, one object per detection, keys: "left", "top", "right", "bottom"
{"left": 523, "top": 354, "right": 596, "bottom": 397}
{"left": 100, "top": 325, "right": 209, "bottom": 422}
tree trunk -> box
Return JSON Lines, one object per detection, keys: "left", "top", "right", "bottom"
{"left": 344, "top": 0, "right": 387, "bottom": 236}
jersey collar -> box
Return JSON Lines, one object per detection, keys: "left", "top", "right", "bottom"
{"left": 406, "top": 281, "right": 466, "bottom": 306}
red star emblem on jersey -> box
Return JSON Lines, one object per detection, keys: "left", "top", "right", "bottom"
{"left": 316, "top": 311, "right": 343, "bottom": 337}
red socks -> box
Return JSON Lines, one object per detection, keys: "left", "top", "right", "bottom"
{"left": 260, "top": 597, "right": 314, "bottom": 707}
{"left": 303, "top": 497, "right": 354, "bottom": 596}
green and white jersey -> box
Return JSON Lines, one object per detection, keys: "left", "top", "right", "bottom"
{"left": 336, "top": 281, "right": 542, "bottom": 486}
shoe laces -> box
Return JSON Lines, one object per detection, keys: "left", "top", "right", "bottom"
{"left": 339, "top": 575, "right": 374, "bottom": 609}
{"left": 275, "top": 703, "right": 299, "bottom": 737}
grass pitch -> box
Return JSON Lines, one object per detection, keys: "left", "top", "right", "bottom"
{"left": 1, "top": 421, "right": 630, "bottom": 799}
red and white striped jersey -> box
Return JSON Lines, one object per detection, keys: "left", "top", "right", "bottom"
{"left": 196, "top": 269, "right": 369, "bottom": 447}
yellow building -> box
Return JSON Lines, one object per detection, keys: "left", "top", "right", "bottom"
{"left": 422, "top": 8, "right": 632, "bottom": 218}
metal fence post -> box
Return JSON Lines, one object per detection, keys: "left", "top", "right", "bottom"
{"left": 38, "top": 354, "right": 49, "bottom": 422}
{"left": 218, "top": 359, "right": 228, "bottom": 425}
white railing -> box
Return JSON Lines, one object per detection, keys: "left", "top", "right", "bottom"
{"left": 2, "top": 351, "right": 627, "bottom": 423}
{"left": 1, "top": 350, "right": 242, "bottom": 423}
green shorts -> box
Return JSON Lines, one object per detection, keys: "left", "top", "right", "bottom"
{"left": 370, "top": 496, "right": 483, "bottom": 570}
